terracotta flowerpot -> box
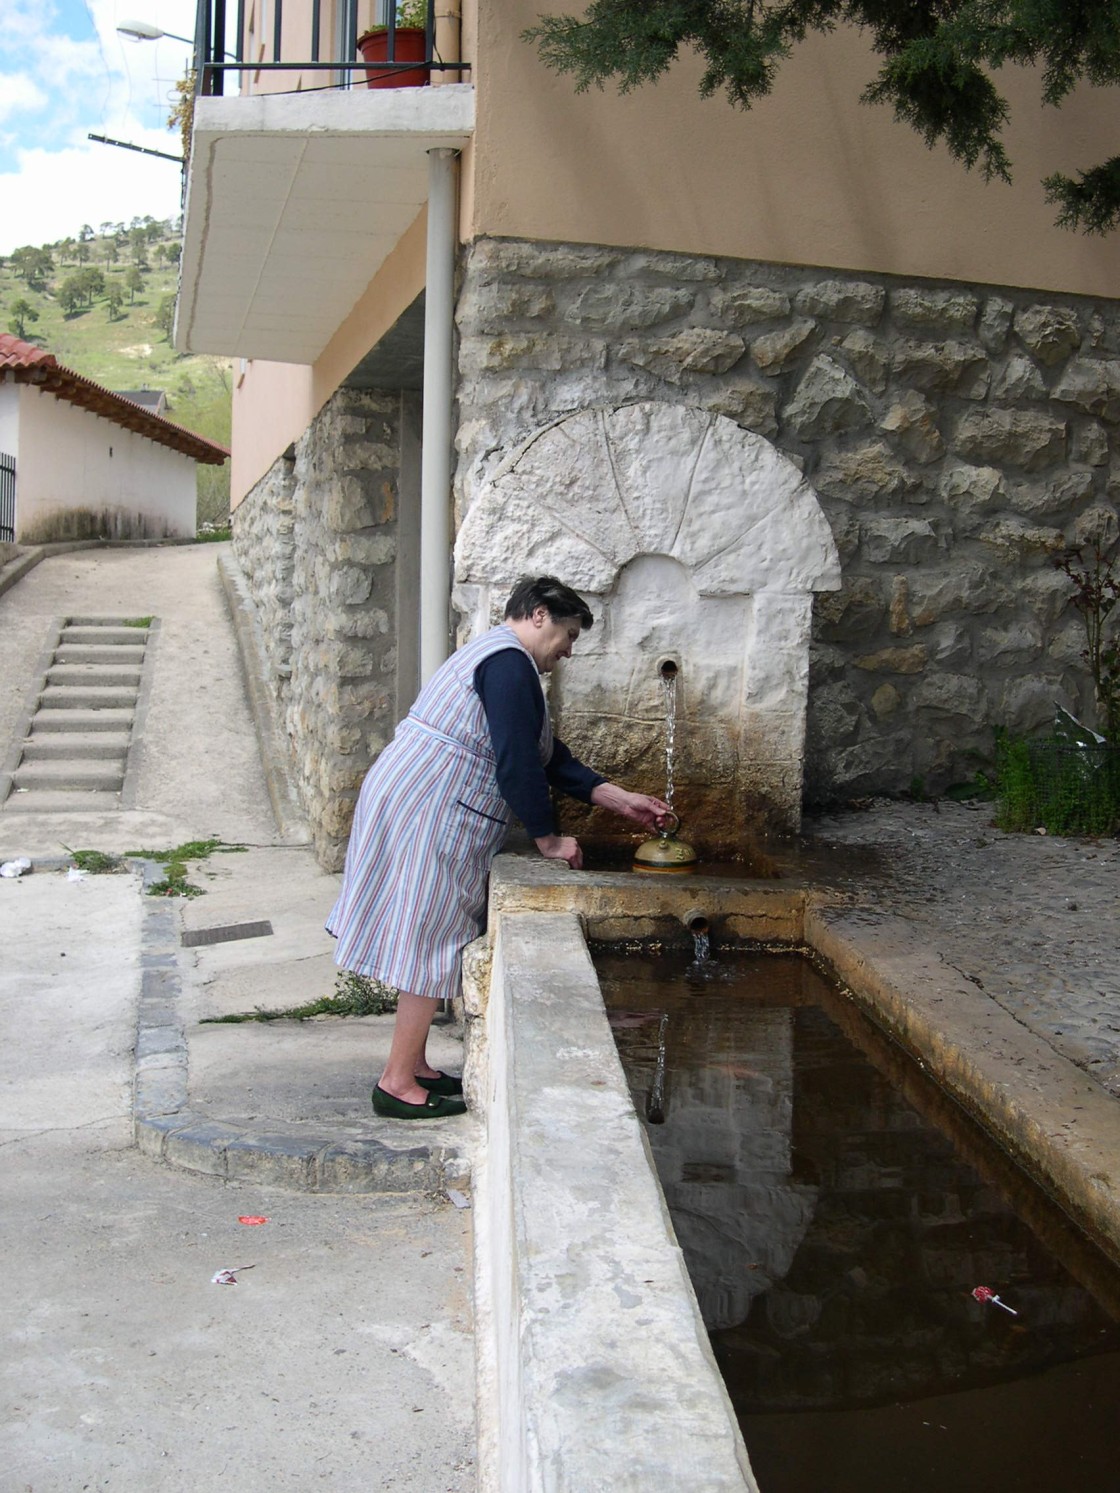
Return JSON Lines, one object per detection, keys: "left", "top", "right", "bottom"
{"left": 356, "top": 27, "right": 430, "bottom": 89}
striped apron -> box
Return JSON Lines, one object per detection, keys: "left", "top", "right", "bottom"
{"left": 326, "top": 626, "right": 552, "bottom": 1001}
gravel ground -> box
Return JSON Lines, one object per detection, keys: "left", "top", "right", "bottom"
{"left": 799, "top": 800, "right": 1120, "bottom": 1097}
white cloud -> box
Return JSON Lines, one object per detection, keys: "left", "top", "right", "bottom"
{"left": 0, "top": 0, "right": 197, "bottom": 251}
{"left": 0, "top": 73, "right": 49, "bottom": 125}
{"left": 0, "top": 139, "right": 183, "bottom": 252}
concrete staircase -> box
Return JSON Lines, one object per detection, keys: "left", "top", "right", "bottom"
{"left": 1, "top": 616, "right": 153, "bottom": 813}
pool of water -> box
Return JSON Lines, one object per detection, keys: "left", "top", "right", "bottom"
{"left": 594, "top": 945, "right": 1120, "bottom": 1493}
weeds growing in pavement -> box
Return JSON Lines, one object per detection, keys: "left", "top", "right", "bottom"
{"left": 127, "top": 837, "right": 247, "bottom": 897}
{"left": 200, "top": 971, "right": 399, "bottom": 1023}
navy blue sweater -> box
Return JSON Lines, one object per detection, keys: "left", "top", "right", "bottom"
{"left": 475, "top": 648, "right": 604, "bottom": 836}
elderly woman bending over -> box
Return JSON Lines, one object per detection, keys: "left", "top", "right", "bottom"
{"left": 327, "top": 575, "right": 668, "bottom": 1119}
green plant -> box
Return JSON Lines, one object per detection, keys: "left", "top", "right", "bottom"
{"left": 200, "top": 970, "right": 398, "bottom": 1023}
{"left": 994, "top": 729, "right": 1120, "bottom": 836}
{"left": 395, "top": 0, "right": 428, "bottom": 25}
{"left": 122, "top": 616, "right": 153, "bottom": 628}
{"left": 943, "top": 770, "right": 995, "bottom": 803}
{"left": 63, "top": 847, "right": 126, "bottom": 873}
{"left": 1053, "top": 535, "right": 1120, "bottom": 741}
{"left": 127, "top": 837, "right": 247, "bottom": 897}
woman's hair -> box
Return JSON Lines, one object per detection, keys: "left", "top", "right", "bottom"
{"left": 504, "top": 576, "right": 594, "bottom": 629}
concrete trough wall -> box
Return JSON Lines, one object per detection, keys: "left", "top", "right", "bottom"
{"left": 470, "top": 901, "right": 757, "bottom": 1493}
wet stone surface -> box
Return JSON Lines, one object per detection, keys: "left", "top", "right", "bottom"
{"left": 796, "top": 801, "right": 1120, "bottom": 1097}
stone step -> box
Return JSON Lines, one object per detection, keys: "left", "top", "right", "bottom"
{"left": 53, "top": 644, "right": 146, "bottom": 666}
{"left": 20, "top": 732, "right": 131, "bottom": 762}
{"left": 31, "top": 708, "right": 134, "bottom": 733}
{"left": 46, "top": 664, "right": 143, "bottom": 689}
{"left": 11, "top": 761, "right": 125, "bottom": 793}
{"left": 62, "top": 624, "right": 150, "bottom": 646}
{"left": 2, "top": 788, "right": 122, "bottom": 813}
{"left": 38, "top": 685, "right": 138, "bottom": 711}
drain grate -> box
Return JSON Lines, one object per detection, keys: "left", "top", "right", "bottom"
{"left": 181, "top": 920, "right": 274, "bottom": 947}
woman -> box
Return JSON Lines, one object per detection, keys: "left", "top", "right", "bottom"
{"left": 327, "top": 576, "right": 669, "bottom": 1119}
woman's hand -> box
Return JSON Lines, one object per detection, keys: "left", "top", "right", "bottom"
{"left": 535, "top": 833, "right": 584, "bottom": 869}
{"left": 590, "top": 783, "right": 672, "bottom": 829}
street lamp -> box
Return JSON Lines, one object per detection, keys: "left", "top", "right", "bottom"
{"left": 117, "top": 20, "right": 195, "bottom": 45}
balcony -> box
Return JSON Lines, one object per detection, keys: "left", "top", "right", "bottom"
{"left": 175, "top": 2, "right": 473, "bottom": 364}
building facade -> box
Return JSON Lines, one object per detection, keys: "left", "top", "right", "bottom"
{"left": 176, "top": 1, "right": 1120, "bottom": 867}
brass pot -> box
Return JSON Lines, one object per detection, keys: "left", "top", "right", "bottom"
{"left": 632, "top": 811, "right": 698, "bottom": 875}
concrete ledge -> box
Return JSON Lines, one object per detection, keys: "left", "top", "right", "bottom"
{"left": 130, "top": 855, "right": 465, "bottom": 1194}
{"left": 474, "top": 906, "right": 756, "bottom": 1492}
{"left": 805, "top": 901, "right": 1120, "bottom": 1266}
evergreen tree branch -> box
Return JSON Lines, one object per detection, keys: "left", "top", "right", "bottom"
{"left": 523, "top": 0, "right": 1119, "bottom": 232}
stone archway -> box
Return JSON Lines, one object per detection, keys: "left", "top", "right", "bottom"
{"left": 454, "top": 402, "right": 840, "bottom": 844}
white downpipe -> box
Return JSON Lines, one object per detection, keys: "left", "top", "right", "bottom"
{"left": 420, "top": 147, "right": 458, "bottom": 684}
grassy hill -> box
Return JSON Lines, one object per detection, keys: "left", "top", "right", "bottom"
{"left": 1, "top": 218, "right": 231, "bottom": 525}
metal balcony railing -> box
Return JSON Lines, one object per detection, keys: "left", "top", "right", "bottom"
{"left": 194, "top": 1, "right": 462, "bottom": 96}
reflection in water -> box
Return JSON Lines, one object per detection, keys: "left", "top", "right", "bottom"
{"left": 597, "top": 948, "right": 1120, "bottom": 1493}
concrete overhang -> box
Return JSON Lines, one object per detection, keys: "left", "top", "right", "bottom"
{"left": 175, "top": 85, "right": 475, "bottom": 363}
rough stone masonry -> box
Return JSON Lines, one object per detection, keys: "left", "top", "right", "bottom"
{"left": 234, "top": 237, "right": 1119, "bottom": 867}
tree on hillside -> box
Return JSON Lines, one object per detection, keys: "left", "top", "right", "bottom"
{"left": 58, "top": 236, "right": 76, "bottom": 265}
{"left": 7, "top": 298, "right": 40, "bottom": 339}
{"left": 165, "top": 241, "right": 182, "bottom": 267}
{"left": 125, "top": 265, "right": 145, "bottom": 304}
{"left": 129, "top": 226, "right": 149, "bottom": 267}
{"left": 156, "top": 293, "right": 177, "bottom": 340}
{"left": 103, "top": 237, "right": 119, "bottom": 265}
{"left": 106, "top": 280, "right": 124, "bottom": 320}
{"left": 57, "top": 277, "right": 84, "bottom": 317}
{"left": 76, "top": 266, "right": 105, "bottom": 306}
{"left": 10, "top": 245, "right": 54, "bottom": 290}
{"left": 525, "top": 0, "right": 1120, "bottom": 233}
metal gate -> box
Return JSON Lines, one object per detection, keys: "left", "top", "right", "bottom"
{"left": 0, "top": 453, "right": 14, "bottom": 543}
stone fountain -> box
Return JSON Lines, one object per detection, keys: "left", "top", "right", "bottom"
{"left": 455, "top": 400, "right": 841, "bottom": 853}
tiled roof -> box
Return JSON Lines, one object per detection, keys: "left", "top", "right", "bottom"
{"left": 0, "top": 334, "right": 228, "bottom": 465}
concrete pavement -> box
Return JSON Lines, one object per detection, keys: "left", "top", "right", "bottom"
{"left": 0, "top": 543, "right": 476, "bottom": 1492}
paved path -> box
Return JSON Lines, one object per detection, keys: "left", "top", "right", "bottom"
{"left": 0, "top": 545, "right": 475, "bottom": 1493}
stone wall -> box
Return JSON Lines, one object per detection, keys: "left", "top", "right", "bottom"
{"left": 233, "top": 389, "right": 407, "bottom": 868}
{"left": 454, "top": 238, "right": 1120, "bottom": 808}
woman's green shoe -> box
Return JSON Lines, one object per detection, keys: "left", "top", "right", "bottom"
{"left": 372, "top": 1084, "right": 466, "bottom": 1119}
{"left": 416, "top": 1070, "right": 464, "bottom": 1096}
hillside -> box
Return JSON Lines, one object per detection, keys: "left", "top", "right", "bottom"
{"left": 1, "top": 218, "right": 231, "bottom": 525}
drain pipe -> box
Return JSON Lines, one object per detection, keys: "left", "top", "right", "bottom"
{"left": 419, "top": 146, "right": 458, "bottom": 684}
{"left": 681, "top": 912, "right": 709, "bottom": 935}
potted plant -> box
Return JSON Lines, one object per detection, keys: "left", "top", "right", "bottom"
{"left": 356, "top": 1, "right": 430, "bottom": 89}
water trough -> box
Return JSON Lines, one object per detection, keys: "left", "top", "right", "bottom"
{"left": 463, "top": 855, "right": 1120, "bottom": 1492}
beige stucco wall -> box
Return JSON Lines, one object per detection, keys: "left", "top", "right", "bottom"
{"left": 473, "top": 1, "right": 1118, "bottom": 298}
{"left": 11, "top": 384, "right": 198, "bottom": 541}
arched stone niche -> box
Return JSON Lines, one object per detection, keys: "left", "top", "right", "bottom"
{"left": 454, "top": 402, "right": 840, "bottom": 846}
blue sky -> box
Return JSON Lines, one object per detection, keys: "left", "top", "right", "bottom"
{"left": 0, "top": 0, "right": 199, "bottom": 253}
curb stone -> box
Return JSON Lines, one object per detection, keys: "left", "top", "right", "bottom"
{"left": 129, "top": 856, "right": 472, "bottom": 1194}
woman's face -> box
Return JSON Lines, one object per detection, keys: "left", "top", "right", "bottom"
{"left": 528, "top": 608, "right": 583, "bottom": 672}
